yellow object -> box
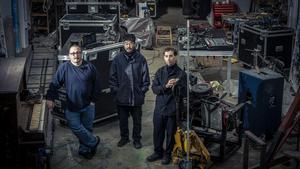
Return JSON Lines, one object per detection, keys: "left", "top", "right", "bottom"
{"left": 210, "top": 80, "right": 224, "bottom": 91}
{"left": 222, "top": 57, "right": 238, "bottom": 63}
{"left": 173, "top": 128, "right": 211, "bottom": 169}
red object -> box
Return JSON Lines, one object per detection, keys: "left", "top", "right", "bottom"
{"left": 212, "top": 2, "right": 237, "bottom": 28}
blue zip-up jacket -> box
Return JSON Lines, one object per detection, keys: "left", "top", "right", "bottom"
{"left": 109, "top": 50, "right": 150, "bottom": 106}
{"left": 152, "top": 64, "right": 187, "bottom": 116}
{"left": 46, "top": 60, "right": 102, "bottom": 112}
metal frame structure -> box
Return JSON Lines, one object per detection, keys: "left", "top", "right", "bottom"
{"left": 243, "top": 88, "right": 300, "bottom": 169}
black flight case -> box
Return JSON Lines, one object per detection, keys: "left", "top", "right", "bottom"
{"left": 238, "top": 23, "right": 294, "bottom": 69}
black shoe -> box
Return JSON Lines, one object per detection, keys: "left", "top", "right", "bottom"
{"left": 161, "top": 155, "right": 171, "bottom": 165}
{"left": 78, "top": 151, "right": 93, "bottom": 159}
{"left": 146, "top": 153, "right": 163, "bottom": 162}
{"left": 133, "top": 140, "right": 142, "bottom": 149}
{"left": 91, "top": 136, "right": 100, "bottom": 155}
{"left": 117, "top": 139, "right": 130, "bottom": 147}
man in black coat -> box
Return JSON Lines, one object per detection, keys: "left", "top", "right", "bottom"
{"left": 109, "top": 34, "right": 150, "bottom": 149}
{"left": 146, "top": 47, "right": 187, "bottom": 165}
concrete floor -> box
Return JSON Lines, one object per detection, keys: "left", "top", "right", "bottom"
{"left": 51, "top": 48, "right": 178, "bottom": 169}
{"left": 50, "top": 6, "right": 298, "bottom": 169}
{"left": 50, "top": 49, "right": 298, "bottom": 169}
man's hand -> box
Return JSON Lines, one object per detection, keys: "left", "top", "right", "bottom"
{"left": 165, "top": 78, "right": 179, "bottom": 88}
{"left": 46, "top": 100, "right": 55, "bottom": 110}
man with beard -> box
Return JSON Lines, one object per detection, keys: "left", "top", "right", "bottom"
{"left": 109, "top": 34, "right": 150, "bottom": 149}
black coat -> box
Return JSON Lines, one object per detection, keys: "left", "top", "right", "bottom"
{"left": 152, "top": 64, "right": 187, "bottom": 116}
{"left": 109, "top": 50, "right": 150, "bottom": 106}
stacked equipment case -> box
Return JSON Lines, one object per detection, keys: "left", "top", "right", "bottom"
{"left": 59, "top": 1, "right": 120, "bottom": 49}
{"left": 59, "top": 13, "right": 119, "bottom": 49}
{"left": 238, "top": 23, "right": 294, "bottom": 69}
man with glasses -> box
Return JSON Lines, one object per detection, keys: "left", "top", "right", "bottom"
{"left": 109, "top": 34, "right": 150, "bottom": 149}
{"left": 46, "top": 44, "right": 101, "bottom": 159}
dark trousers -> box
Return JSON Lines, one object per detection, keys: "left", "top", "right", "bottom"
{"left": 117, "top": 105, "right": 142, "bottom": 141}
{"left": 153, "top": 114, "right": 176, "bottom": 156}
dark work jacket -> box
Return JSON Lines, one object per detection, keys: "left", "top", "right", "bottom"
{"left": 152, "top": 64, "right": 187, "bottom": 116}
{"left": 109, "top": 50, "right": 150, "bottom": 106}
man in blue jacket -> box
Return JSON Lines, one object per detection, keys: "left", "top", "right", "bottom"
{"left": 146, "top": 47, "right": 187, "bottom": 165}
{"left": 109, "top": 34, "right": 150, "bottom": 149}
{"left": 46, "top": 44, "right": 101, "bottom": 159}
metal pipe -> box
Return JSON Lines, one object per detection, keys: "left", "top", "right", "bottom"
{"left": 11, "top": 0, "right": 20, "bottom": 54}
{"left": 186, "top": 19, "right": 190, "bottom": 168}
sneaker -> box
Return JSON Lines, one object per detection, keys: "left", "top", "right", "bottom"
{"left": 161, "top": 155, "right": 171, "bottom": 165}
{"left": 78, "top": 151, "right": 93, "bottom": 159}
{"left": 91, "top": 136, "right": 100, "bottom": 155}
{"left": 133, "top": 140, "right": 142, "bottom": 149}
{"left": 117, "top": 139, "right": 130, "bottom": 147}
{"left": 146, "top": 153, "right": 163, "bottom": 162}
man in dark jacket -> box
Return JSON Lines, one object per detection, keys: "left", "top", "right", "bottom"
{"left": 46, "top": 44, "right": 101, "bottom": 159}
{"left": 146, "top": 47, "right": 187, "bottom": 165}
{"left": 109, "top": 34, "right": 150, "bottom": 149}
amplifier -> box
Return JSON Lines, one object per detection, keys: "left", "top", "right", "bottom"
{"left": 238, "top": 68, "right": 284, "bottom": 139}
{"left": 238, "top": 24, "right": 294, "bottom": 69}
